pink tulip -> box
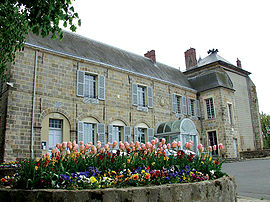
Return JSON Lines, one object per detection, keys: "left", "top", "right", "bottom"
{"left": 177, "top": 141, "right": 182, "bottom": 148}
{"left": 80, "top": 141, "right": 84, "bottom": 146}
{"left": 97, "top": 143, "right": 101, "bottom": 150}
{"left": 163, "top": 144, "right": 167, "bottom": 150}
{"left": 158, "top": 142, "right": 163, "bottom": 148}
{"left": 141, "top": 143, "right": 146, "bottom": 149}
{"left": 152, "top": 145, "right": 156, "bottom": 151}
{"left": 130, "top": 141, "right": 134, "bottom": 148}
{"left": 108, "top": 142, "right": 111, "bottom": 148}
{"left": 132, "top": 146, "right": 136, "bottom": 151}
{"left": 119, "top": 141, "right": 122, "bottom": 146}
{"left": 189, "top": 141, "right": 193, "bottom": 147}
{"left": 185, "top": 142, "right": 189, "bottom": 149}
{"left": 124, "top": 142, "right": 130, "bottom": 149}
{"left": 167, "top": 143, "right": 171, "bottom": 150}
{"left": 218, "top": 143, "right": 224, "bottom": 150}
{"left": 155, "top": 138, "right": 159, "bottom": 144}
{"left": 135, "top": 141, "right": 140, "bottom": 148}
{"left": 120, "top": 144, "right": 125, "bottom": 151}
{"left": 97, "top": 141, "right": 101, "bottom": 144}
{"left": 91, "top": 145, "right": 96, "bottom": 151}
{"left": 72, "top": 140, "right": 76, "bottom": 147}
{"left": 171, "top": 141, "right": 177, "bottom": 148}
{"left": 66, "top": 150, "right": 70, "bottom": 155}
{"left": 73, "top": 144, "right": 79, "bottom": 151}
{"left": 162, "top": 138, "right": 166, "bottom": 145}
{"left": 112, "top": 141, "right": 117, "bottom": 148}
{"left": 198, "top": 144, "right": 204, "bottom": 153}
{"left": 56, "top": 143, "right": 61, "bottom": 149}
{"left": 85, "top": 144, "right": 91, "bottom": 150}
{"left": 208, "top": 146, "right": 212, "bottom": 152}
{"left": 93, "top": 148, "right": 97, "bottom": 154}
{"left": 146, "top": 142, "right": 151, "bottom": 149}
{"left": 80, "top": 145, "right": 85, "bottom": 152}
{"left": 88, "top": 142, "right": 93, "bottom": 146}
{"left": 62, "top": 142, "right": 67, "bottom": 149}
{"left": 100, "top": 148, "right": 105, "bottom": 153}
{"left": 213, "top": 145, "right": 217, "bottom": 151}
{"left": 52, "top": 148, "right": 57, "bottom": 154}
{"left": 67, "top": 141, "right": 72, "bottom": 150}
{"left": 104, "top": 144, "right": 109, "bottom": 151}
{"left": 151, "top": 139, "right": 155, "bottom": 145}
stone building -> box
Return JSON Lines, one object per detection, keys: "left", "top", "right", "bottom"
{"left": 0, "top": 32, "right": 263, "bottom": 161}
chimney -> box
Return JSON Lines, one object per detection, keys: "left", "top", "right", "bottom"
{"left": 184, "top": 48, "right": 197, "bottom": 70}
{"left": 144, "top": 50, "right": 156, "bottom": 63}
{"left": 236, "top": 58, "right": 242, "bottom": 68}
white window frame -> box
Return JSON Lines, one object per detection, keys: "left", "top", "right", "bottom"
{"left": 227, "top": 102, "right": 233, "bottom": 125}
{"left": 137, "top": 85, "right": 146, "bottom": 107}
{"left": 205, "top": 98, "right": 215, "bottom": 119}
{"left": 48, "top": 119, "right": 63, "bottom": 150}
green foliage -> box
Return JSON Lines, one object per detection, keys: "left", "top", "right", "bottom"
{"left": 260, "top": 112, "right": 270, "bottom": 148}
{"left": 0, "top": 0, "right": 80, "bottom": 77}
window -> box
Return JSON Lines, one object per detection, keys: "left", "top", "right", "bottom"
{"left": 77, "top": 70, "right": 105, "bottom": 102}
{"left": 208, "top": 131, "right": 218, "bottom": 156}
{"left": 108, "top": 125, "right": 131, "bottom": 145}
{"left": 49, "top": 119, "right": 63, "bottom": 150}
{"left": 132, "top": 83, "right": 153, "bottom": 111}
{"left": 112, "top": 125, "right": 122, "bottom": 144}
{"left": 83, "top": 123, "right": 95, "bottom": 144}
{"left": 228, "top": 103, "right": 233, "bottom": 125}
{"left": 189, "top": 99, "right": 195, "bottom": 116}
{"left": 205, "top": 98, "right": 215, "bottom": 119}
{"left": 84, "top": 74, "right": 96, "bottom": 98}
{"left": 176, "top": 96, "right": 181, "bottom": 114}
{"left": 137, "top": 128, "right": 146, "bottom": 144}
{"left": 172, "top": 94, "right": 182, "bottom": 115}
{"left": 137, "top": 86, "right": 146, "bottom": 107}
{"left": 78, "top": 122, "right": 105, "bottom": 146}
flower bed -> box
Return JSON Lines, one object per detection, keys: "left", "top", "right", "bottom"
{"left": 0, "top": 139, "right": 226, "bottom": 190}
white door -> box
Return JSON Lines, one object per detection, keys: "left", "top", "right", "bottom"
{"left": 49, "top": 119, "right": 63, "bottom": 151}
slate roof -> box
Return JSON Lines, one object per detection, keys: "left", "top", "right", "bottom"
{"left": 188, "top": 70, "right": 234, "bottom": 92}
{"left": 25, "top": 32, "right": 193, "bottom": 90}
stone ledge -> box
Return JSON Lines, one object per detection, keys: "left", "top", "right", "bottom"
{"left": 0, "top": 176, "right": 236, "bottom": 202}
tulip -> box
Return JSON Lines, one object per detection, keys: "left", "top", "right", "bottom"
{"left": 163, "top": 144, "right": 167, "bottom": 150}
{"left": 97, "top": 143, "right": 101, "bottom": 150}
{"left": 141, "top": 143, "right": 146, "bottom": 149}
{"left": 171, "top": 141, "right": 177, "bottom": 148}
{"left": 108, "top": 142, "right": 111, "bottom": 148}
{"left": 100, "top": 148, "right": 105, "bottom": 153}
{"left": 198, "top": 144, "right": 204, "bottom": 153}
{"left": 120, "top": 144, "right": 125, "bottom": 151}
{"left": 135, "top": 141, "right": 140, "bottom": 148}
{"left": 130, "top": 141, "right": 134, "bottom": 148}
{"left": 185, "top": 142, "right": 189, "bottom": 149}
{"left": 80, "top": 141, "right": 84, "bottom": 146}
{"left": 46, "top": 152, "right": 50, "bottom": 157}
{"left": 85, "top": 144, "right": 91, "bottom": 150}
{"left": 158, "top": 142, "right": 162, "bottom": 148}
{"left": 132, "top": 146, "right": 136, "bottom": 151}
{"left": 104, "top": 144, "right": 109, "bottom": 151}
{"left": 73, "top": 144, "right": 79, "bottom": 151}
{"left": 162, "top": 138, "right": 166, "bottom": 145}
{"left": 88, "top": 142, "right": 93, "bottom": 146}
{"left": 80, "top": 145, "right": 85, "bottom": 152}
{"left": 177, "top": 141, "right": 182, "bottom": 148}
{"left": 67, "top": 141, "right": 72, "bottom": 150}
{"left": 218, "top": 143, "right": 224, "bottom": 150}
{"left": 189, "top": 141, "right": 193, "bottom": 147}
{"left": 66, "top": 150, "right": 70, "bottom": 155}
{"left": 62, "top": 142, "right": 67, "bottom": 149}
{"left": 91, "top": 145, "right": 96, "bottom": 151}
{"left": 72, "top": 140, "right": 76, "bottom": 147}
{"left": 155, "top": 138, "right": 159, "bottom": 144}
{"left": 93, "top": 148, "right": 97, "bottom": 154}
{"left": 213, "top": 145, "right": 217, "bottom": 151}
{"left": 112, "top": 141, "right": 117, "bottom": 148}
{"left": 146, "top": 142, "right": 151, "bottom": 149}
{"left": 167, "top": 143, "right": 171, "bottom": 150}
{"left": 52, "top": 148, "right": 57, "bottom": 154}
{"left": 56, "top": 143, "right": 61, "bottom": 149}
{"left": 97, "top": 141, "right": 101, "bottom": 144}
{"left": 208, "top": 146, "right": 213, "bottom": 152}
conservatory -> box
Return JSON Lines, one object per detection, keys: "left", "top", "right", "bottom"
{"left": 155, "top": 118, "right": 199, "bottom": 154}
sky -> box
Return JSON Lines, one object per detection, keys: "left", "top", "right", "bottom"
{"left": 69, "top": 0, "right": 270, "bottom": 114}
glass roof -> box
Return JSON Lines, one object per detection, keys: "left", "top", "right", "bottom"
{"left": 156, "top": 118, "right": 197, "bottom": 134}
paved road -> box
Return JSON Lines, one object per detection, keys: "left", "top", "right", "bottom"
{"left": 222, "top": 158, "right": 270, "bottom": 200}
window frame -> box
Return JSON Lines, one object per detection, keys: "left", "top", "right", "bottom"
{"left": 205, "top": 98, "right": 215, "bottom": 120}
{"left": 137, "top": 85, "right": 146, "bottom": 107}
{"left": 227, "top": 103, "right": 233, "bottom": 125}
{"left": 48, "top": 119, "right": 63, "bottom": 151}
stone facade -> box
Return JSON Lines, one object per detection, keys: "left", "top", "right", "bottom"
{"left": 0, "top": 32, "right": 263, "bottom": 161}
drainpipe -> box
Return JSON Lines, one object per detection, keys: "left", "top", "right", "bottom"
{"left": 31, "top": 50, "right": 38, "bottom": 158}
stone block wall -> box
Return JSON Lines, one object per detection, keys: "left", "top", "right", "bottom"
{"left": 2, "top": 46, "right": 201, "bottom": 161}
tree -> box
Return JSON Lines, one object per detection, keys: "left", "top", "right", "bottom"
{"left": 260, "top": 112, "right": 270, "bottom": 148}
{"left": 0, "top": 0, "right": 81, "bottom": 78}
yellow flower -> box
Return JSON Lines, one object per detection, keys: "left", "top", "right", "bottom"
{"left": 209, "top": 157, "right": 212, "bottom": 161}
{"left": 90, "top": 176, "right": 97, "bottom": 183}
{"left": 201, "top": 161, "right": 204, "bottom": 164}
{"left": 111, "top": 171, "right": 117, "bottom": 175}
{"left": 35, "top": 166, "right": 38, "bottom": 170}
{"left": 127, "top": 159, "right": 130, "bottom": 163}
{"left": 141, "top": 170, "right": 146, "bottom": 174}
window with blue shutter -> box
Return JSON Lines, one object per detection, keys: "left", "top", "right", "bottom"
{"left": 97, "top": 123, "right": 106, "bottom": 147}
{"left": 77, "top": 121, "right": 84, "bottom": 144}
{"left": 132, "top": 83, "right": 138, "bottom": 106}
{"left": 98, "top": 75, "right": 105, "bottom": 100}
{"left": 77, "top": 70, "right": 85, "bottom": 97}
{"left": 147, "top": 128, "right": 154, "bottom": 142}
{"left": 182, "top": 96, "right": 187, "bottom": 115}
{"left": 124, "top": 126, "right": 131, "bottom": 143}
{"left": 187, "top": 98, "right": 192, "bottom": 116}
{"left": 108, "top": 125, "right": 113, "bottom": 144}
{"left": 147, "top": 86, "right": 153, "bottom": 108}
{"left": 196, "top": 100, "right": 201, "bottom": 117}
{"left": 134, "top": 127, "right": 139, "bottom": 142}
{"left": 172, "top": 94, "right": 177, "bottom": 113}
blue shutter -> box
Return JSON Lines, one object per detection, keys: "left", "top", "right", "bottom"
{"left": 77, "top": 70, "right": 85, "bottom": 97}
{"left": 187, "top": 98, "right": 192, "bottom": 116}
{"left": 147, "top": 86, "right": 153, "bottom": 108}
{"left": 98, "top": 75, "right": 105, "bottom": 100}
{"left": 147, "top": 128, "right": 154, "bottom": 142}
{"left": 77, "top": 121, "right": 84, "bottom": 144}
{"left": 196, "top": 100, "right": 201, "bottom": 117}
{"left": 97, "top": 123, "right": 106, "bottom": 147}
{"left": 132, "top": 83, "right": 138, "bottom": 106}
{"left": 124, "top": 126, "right": 131, "bottom": 143}
{"left": 182, "top": 96, "right": 187, "bottom": 115}
{"left": 134, "top": 127, "right": 139, "bottom": 142}
{"left": 172, "top": 94, "right": 177, "bottom": 113}
{"left": 108, "top": 125, "right": 113, "bottom": 143}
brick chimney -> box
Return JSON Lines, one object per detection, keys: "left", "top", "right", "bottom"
{"left": 236, "top": 58, "right": 242, "bottom": 68}
{"left": 144, "top": 50, "right": 156, "bottom": 63}
{"left": 184, "top": 48, "right": 197, "bottom": 70}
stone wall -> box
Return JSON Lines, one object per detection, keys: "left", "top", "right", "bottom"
{"left": 2, "top": 46, "right": 201, "bottom": 161}
{"left": 0, "top": 176, "right": 236, "bottom": 202}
